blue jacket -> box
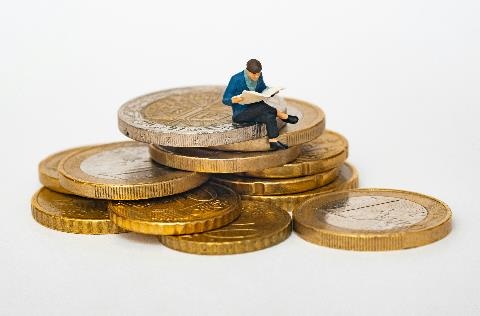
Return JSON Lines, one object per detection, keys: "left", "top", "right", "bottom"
{"left": 222, "top": 70, "right": 267, "bottom": 117}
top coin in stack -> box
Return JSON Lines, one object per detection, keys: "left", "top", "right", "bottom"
{"left": 58, "top": 141, "right": 209, "bottom": 200}
{"left": 118, "top": 86, "right": 288, "bottom": 147}
{"left": 211, "top": 97, "right": 326, "bottom": 152}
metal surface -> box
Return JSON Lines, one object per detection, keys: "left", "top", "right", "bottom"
{"left": 212, "top": 167, "right": 340, "bottom": 195}
{"left": 240, "top": 130, "right": 348, "bottom": 178}
{"left": 31, "top": 187, "right": 126, "bottom": 234}
{"left": 293, "top": 188, "right": 452, "bottom": 251}
{"left": 159, "top": 200, "right": 292, "bottom": 255}
{"left": 108, "top": 182, "right": 241, "bottom": 235}
{"left": 211, "top": 97, "right": 326, "bottom": 152}
{"left": 38, "top": 145, "right": 92, "bottom": 194}
{"left": 58, "top": 141, "right": 209, "bottom": 200}
{"left": 118, "top": 86, "right": 287, "bottom": 147}
{"left": 149, "top": 143, "right": 301, "bottom": 173}
{"left": 241, "top": 163, "right": 359, "bottom": 212}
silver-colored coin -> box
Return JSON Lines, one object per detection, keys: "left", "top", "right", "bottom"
{"left": 118, "top": 86, "right": 287, "bottom": 147}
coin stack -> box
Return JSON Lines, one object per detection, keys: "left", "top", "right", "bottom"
{"left": 32, "top": 85, "right": 452, "bottom": 253}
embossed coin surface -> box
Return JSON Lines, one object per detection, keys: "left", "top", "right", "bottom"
{"left": 241, "top": 163, "right": 359, "bottom": 212}
{"left": 58, "top": 142, "right": 209, "bottom": 200}
{"left": 293, "top": 189, "right": 452, "bottom": 251}
{"left": 159, "top": 200, "right": 291, "bottom": 255}
{"left": 108, "top": 182, "right": 241, "bottom": 235}
{"left": 149, "top": 144, "right": 301, "bottom": 173}
{"left": 211, "top": 97, "right": 326, "bottom": 152}
{"left": 31, "top": 187, "right": 126, "bottom": 234}
{"left": 38, "top": 145, "right": 92, "bottom": 194}
{"left": 241, "top": 130, "right": 348, "bottom": 178}
{"left": 118, "top": 86, "right": 287, "bottom": 147}
{"left": 212, "top": 167, "right": 340, "bottom": 196}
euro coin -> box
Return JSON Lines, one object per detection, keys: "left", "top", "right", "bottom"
{"left": 211, "top": 97, "right": 325, "bottom": 152}
{"left": 149, "top": 144, "right": 301, "bottom": 173}
{"left": 58, "top": 141, "right": 209, "bottom": 200}
{"left": 118, "top": 86, "right": 287, "bottom": 147}
{"left": 159, "top": 200, "right": 291, "bottom": 255}
{"left": 212, "top": 167, "right": 340, "bottom": 196}
{"left": 293, "top": 188, "right": 452, "bottom": 251}
{"left": 108, "top": 182, "right": 241, "bottom": 235}
{"left": 241, "top": 162, "right": 359, "bottom": 212}
{"left": 31, "top": 187, "right": 126, "bottom": 234}
{"left": 241, "top": 130, "right": 348, "bottom": 178}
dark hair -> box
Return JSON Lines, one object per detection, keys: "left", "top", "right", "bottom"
{"left": 246, "top": 59, "right": 262, "bottom": 73}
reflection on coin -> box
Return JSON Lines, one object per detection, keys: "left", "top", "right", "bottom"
{"left": 31, "top": 187, "right": 126, "bottom": 234}
{"left": 38, "top": 145, "right": 92, "bottom": 194}
{"left": 241, "top": 163, "right": 359, "bottom": 212}
{"left": 108, "top": 182, "right": 241, "bottom": 235}
{"left": 293, "top": 188, "right": 452, "bottom": 251}
{"left": 241, "top": 130, "right": 348, "bottom": 178}
{"left": 211, "top": 97, "right": 326, "bottom": 152}
{"left": 58, "top": 142, "right": 209, "bottom": 200}
{"left": 118, "top": 86, "right": 287, "bottom": 147}
{"left": 149, "top": 144, "right": 301, "bottom": 173}
{"left": 159, "top": 200, "right": 291, "bottom": 255}
{"left": 212, "top": 167, "right": 340, "bottom": 196}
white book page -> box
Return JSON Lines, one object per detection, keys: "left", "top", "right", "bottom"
{"left": 236, "top": 87, "right": 285, "bottom": 105}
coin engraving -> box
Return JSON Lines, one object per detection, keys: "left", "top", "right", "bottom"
{"left": 109, "top": 183, "right": 238, "bottom": 222}
{"left": 80, "top": 146, "right": 163, "bottom": 181}
{"left": 142, "top": 90, "right": 232, "bottom": 127}
{"left": 317, "top": 196, "right": 427, "bottom": 231}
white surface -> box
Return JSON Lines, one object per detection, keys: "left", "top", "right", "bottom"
{"left": 1, "top": 1, "right": 479, "bottom": 315}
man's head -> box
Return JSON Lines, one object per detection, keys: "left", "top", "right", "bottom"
{"left": 246, "top": 59, "right": 262, "bottom": 81}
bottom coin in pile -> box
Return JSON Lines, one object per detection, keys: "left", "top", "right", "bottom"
{"left": 108, "top": 182, "right": 241, "bottom": 235}
{"left": 293, "top": 188, "right": 452, "bottom": 251}
{"left": 31, "top": 187, "right": 126, "bottom": 234}
{"left": 160, "top": 200, "right": 292, "bottom": 255}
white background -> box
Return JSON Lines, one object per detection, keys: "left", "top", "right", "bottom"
{"left": 1, "top": 1, "right": 479, "bottom": 315}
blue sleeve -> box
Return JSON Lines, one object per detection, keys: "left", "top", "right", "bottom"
{"left": 257, "top": 74, "right": 267, "bottom": 92}
{"left": 222, "top": 76, "right": 237, "bottom": 106}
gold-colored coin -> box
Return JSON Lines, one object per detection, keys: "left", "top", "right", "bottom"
{"left": 118, "top": 86, "right": 287, "bottom": 147}
{"left": 241, "top": 163, "right": 359, "bottom": 212}
{"left": 241, "top": 130, "right": 348, "bottom": 178}
{"left": 108, "top": 182, "right": 241, "bottom": 235}
{"left": 38, "top": 145, "right": 91, "bottom": 194}
{"left": 31, "top": 187, "right": 126, "bottom": 234}
{"left": 211, "top": 97, "right": 326, "bottom": 152}
{"left": 293, "top": 188, "right": 452, "bottom": 251}
{"left": 58, "top": 141, "right": 209, "bottom": 200}
{"left": 149, "top": 144, "right": 301, "bottom": 173}
{"left": 212, "top": 167, "right": 340, "bottom": 196}
{"left": 159, "top": 200, "right": 291, "bottom": 255}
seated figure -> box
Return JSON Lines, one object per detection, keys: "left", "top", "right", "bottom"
{"left": 222, "top": 59, "right": 299, "bottom": 150}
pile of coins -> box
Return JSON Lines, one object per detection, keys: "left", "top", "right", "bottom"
{"left": 32, "top": 86, "right": 452, "bottom": 253}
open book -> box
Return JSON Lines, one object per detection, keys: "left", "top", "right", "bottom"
{"left": 236, "top": 87, "right": 285, "bottom": 105}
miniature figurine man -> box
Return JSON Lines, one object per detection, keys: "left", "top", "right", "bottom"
{"left": 222, "top": 59, "right": 299, "bottom": 150}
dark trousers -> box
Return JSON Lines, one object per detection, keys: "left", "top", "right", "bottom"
{"left": 232, "top": 101, "right": 279, "bottom": 138}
